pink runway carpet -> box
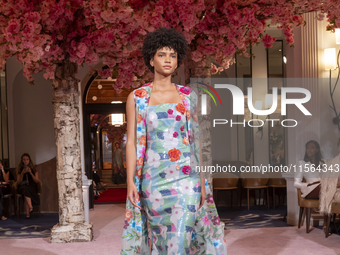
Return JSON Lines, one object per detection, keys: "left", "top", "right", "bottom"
{"left": 0, "top": 204, "right": 339, "bottom": 255}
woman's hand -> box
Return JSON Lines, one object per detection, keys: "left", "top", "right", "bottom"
{"left": 198, "top": 181, "right": 206, "bottom": 210}
{"left": 27, "top": 167, "right": 32, "bottom": 174}
{"left": 127, "top": 182, "right": 141, "bottom": 210}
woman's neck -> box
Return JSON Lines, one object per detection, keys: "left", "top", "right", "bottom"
{"left": 309, "top": 156, "right": 316, "bottom": 163}
{"left": 152, "top": 74, "right": 173, "bottom": 91}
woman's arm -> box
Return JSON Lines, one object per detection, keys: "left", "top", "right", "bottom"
{"left": 17, "top": 168, "right": 25, "bottom": 184}
{"left": 198, "top": 138, "right": 206, "bottom": 210}
{"left": 126, "top": 92, "right": 137, "bottom": 185}
{"left": 294, "top": 160, "right": 307, "bottom": 189}
{"left": 125, "top": 91, "right": 141, "bottom": 209}
{"left": 29, "top": 169, "right": 39, "bottom": 183}
{"left": 1, "top": 169, "right": 9, "bottom": 183}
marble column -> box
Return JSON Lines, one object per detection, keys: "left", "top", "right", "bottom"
{"left": 285, "top": 11, "right": 321, "bottom": 226}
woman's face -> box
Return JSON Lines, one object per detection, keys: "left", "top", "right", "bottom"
{"left": 22, "top": 156, "right": 30, "bottom": 166}
{"left": 306, "top": 143, "right": 318, "bottom": 158}
{"left": 115, "top": 143, "right": 119, "bottom": 148}
{"left": 150, "top": 47, "right": 178, "bottom": 76}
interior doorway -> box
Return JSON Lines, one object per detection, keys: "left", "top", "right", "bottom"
{"left": 83, "top": 72, "right": 133, "bottom": 208}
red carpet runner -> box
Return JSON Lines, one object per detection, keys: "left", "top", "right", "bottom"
{"left": 94, "top": 188, "right": 127, "bottom": 203}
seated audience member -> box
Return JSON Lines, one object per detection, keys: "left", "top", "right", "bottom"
{"left": 92, "top": 171, "right": 106, "bottom": 191}
{"left": 91, "top": 166, "right": 106, "bottom": 200}
{"left": 0, "top": 159, "right": 10, "bottom": 220}
{"left": 294, "top": 140, "right": 325, "bottom": 199}
{"left": 16, "top": 153, "right": 40, "bottom": 219}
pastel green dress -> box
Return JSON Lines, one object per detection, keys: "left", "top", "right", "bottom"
{"left": 121, "top": 83, "right": 227, "bottom": 255}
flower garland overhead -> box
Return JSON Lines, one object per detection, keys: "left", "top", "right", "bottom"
{"left": 0, "top": 1, "right": 339, "bottom": 91}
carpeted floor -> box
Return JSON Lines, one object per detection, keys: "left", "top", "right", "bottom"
{"left": 94, "top": 188, "right": 127, "bottom": 204}
{"left": 0, "top": 213, "right": 59, "bottom": 239}
{"left": 218, "top": 205, "right": 289, "bottom": 229}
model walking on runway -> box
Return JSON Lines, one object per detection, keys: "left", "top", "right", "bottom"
{"left": 121, "top": 27, "right": 227, "bottom": 255}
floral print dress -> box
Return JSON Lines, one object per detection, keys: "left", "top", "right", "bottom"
{"left": 141, "top": 102, "right": 227, "bottom": 254}
{"left": 121, "top": 83, "right": 227, "bottom": 255}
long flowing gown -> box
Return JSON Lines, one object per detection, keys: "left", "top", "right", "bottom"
{"left": 140, "top": 102, "right": 227, "bottom": 254}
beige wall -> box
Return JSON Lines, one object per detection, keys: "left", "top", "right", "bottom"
{"left": 7, "top": 58, "right": 90, "bottom": 167}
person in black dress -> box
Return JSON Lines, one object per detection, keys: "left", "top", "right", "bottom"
{"left": 0, "top": 159, "right": 10, "bottom": 220}
{"left": 16, "top": 153, "right": 40, "bottom": 219}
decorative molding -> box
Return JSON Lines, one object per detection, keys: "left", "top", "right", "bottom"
{"left": 301, "top": 12, "right": 319, "bottom": 78}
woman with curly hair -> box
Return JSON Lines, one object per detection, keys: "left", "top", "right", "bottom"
{"left": 121, "top": 27, "right": 227, "bottom": 254}
{"left": 16, "top": 153, "right": 40, "bottom": 219}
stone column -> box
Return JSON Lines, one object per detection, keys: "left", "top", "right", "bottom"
{"left": 50, "top": 61, "right": 93, "bottom": 242}
{"left": 285, "top": 11, "right": 321, "bottom": 226}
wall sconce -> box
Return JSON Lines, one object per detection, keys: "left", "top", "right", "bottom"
{"left": 335, "top": 28, "right": 340, "bottom": 45}
{"left": 325, "top": 46, "right": 340, "bottom": 131}
{"left": 324, "top": 48, "right": 337, "bottom": 70}
{"left": 283, "top": 55, "right": 287, "bottom": 64}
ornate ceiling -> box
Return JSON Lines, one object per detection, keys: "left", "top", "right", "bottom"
{"left": 86, "top": 79, "right": 135, "bottom": 104}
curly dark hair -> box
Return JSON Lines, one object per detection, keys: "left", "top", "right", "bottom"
{"left": 142, "top": 27, "right": 188, "bottom": 74}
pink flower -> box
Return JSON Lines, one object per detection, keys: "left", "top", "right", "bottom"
{"left": 191, "top": 51, "right": 203, "bottom": 62}
{"left": 203, "top": 215, "right": 210, "bottom": 225}
{"left": 6, "top": 19, "right": 21, "bottom": 34}
{"left": 212, "top": 216, "right": 220, "bottom": 225}
{"left": 211, "top": 63, "right": 218, "bottom": 74}
{"left": 261, "top": 34, "right": 276, "bottom": 48}
{"left": 285, "top": 35, "right": 294, "bottom": 45}
{"left": 180, "top": 126, "right": 184, "bottom": 131}
{"left": 167, "top": 109, "right": 173, "bottom": 114}
{"left": 179, "top": 86, "right": 191, "bottom": 95}
{"left": 182, "top": 165, "right": 191, "bottom": 175}
{"left": 207, "top": 194, "right": 214, "bottom": 204}
{"left": 176, "top": 115, "right": 181, "bottom": 121}
{"left": 173, "top": 132, "right": 178, "bottom": 138}
{"left": 76, "top": 42, "right": 88, "bottom": 59}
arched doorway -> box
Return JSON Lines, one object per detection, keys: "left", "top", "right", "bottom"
{"left": 83, "top": 70, "right": 134, "bottom": 208}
